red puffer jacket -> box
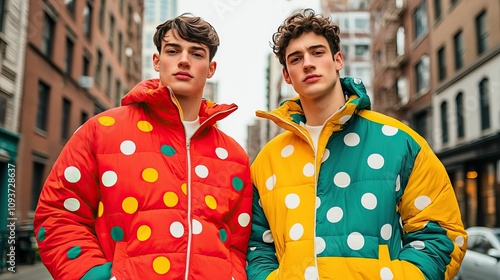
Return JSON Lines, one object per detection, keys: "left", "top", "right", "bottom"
{"left": 34, "top": 79, "right": 253, "bottom": 280}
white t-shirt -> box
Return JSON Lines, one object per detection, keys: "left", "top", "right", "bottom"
{"left": 182, "top": 116, "right": 200, "bottom": 139}
{"left": 304, "top": 124, "right": 323, "bottom": 152}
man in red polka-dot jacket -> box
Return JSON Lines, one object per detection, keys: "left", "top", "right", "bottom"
{"left": 34, "top": 13, "right": 252, "bottom": 280}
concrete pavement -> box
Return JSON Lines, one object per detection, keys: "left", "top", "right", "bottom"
{"left": 0, "top": 262, "right": 52, "bottom": 280}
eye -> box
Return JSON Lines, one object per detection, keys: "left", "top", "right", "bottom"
{"left": 192, "top": 52, "right": 204, "bottom": 58}
{"left": 314, "top": 50, "right": 325, "bottom": 56}
{"left": 165, "top": 49, "right": 177, "bottom": 54}
{"left": 289, "top": 57, "right": 301, "bottom": 64}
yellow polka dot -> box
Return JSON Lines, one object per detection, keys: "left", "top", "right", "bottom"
{"left": 122, "top": 197, "right": 138, "bottom": 214}
{"left": 181, "top": 183, "right": 187, "bottom": 195}
{"left": 163, "top": 192, "right": 179, "bottom": 207}
{"left": 153, "top": 256, "right": 170, "bottom": 275}
{"left": 137, "top": 225, "right": 151, "bottom": 241}
{"left": 142, "top": 168, "right": 159, "bottom": 183}
{"left": 137, "top": 121, "right": 153, "bottom": 132}
{"left": 147, "top": 88, "right": 154, "bottom": 93}
{"left": 98, "top": 201, "right": 104, "bottom": 217}
{"left": 205, "top": 195, "right": 217, "bottom": 210}
{"left": 98, "top": 116, "right": 115, "bottom": 126}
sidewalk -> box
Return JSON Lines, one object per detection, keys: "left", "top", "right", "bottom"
{"left": 0, "top": 262, "right": 52, "bottom": 280}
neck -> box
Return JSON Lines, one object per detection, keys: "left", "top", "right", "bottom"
{"left": 301, "top": 89, "right": 345, "bottom": 126}
{"left": 175, "top": 95, "right": 202, "bottom": 121}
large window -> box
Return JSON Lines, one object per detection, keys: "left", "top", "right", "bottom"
{"left": 41, "top": 13, "right": 56, "bottom": 57}
{"left": 440, "top": 101, "right": 448, "bottom": 144}
{"left": 414, "top": 111, "right": 428, "bottom": 139}
{"left": 456, "top": 92, "right": 464, "bottom": 138}
{"left": 454, "top": 31, "right": 464, "bottom": 70}
{"left": 415, "top": 55, "right": 430, "bottom": 94}
{"left": 61, "top": 98, "right": 71, "bottom": 140}
{"left": 437, "top": 46, "right": 446, "bottom": 81}
{"left": 479, "top": 78, "right": 490, "bottom": 130}
{"left": 31, "top": 162, "right": 46, "bottom": 211}
{"left": 475, "top": 10, "right": 488, "bottom": 55}
{"left": 413, "top": 1, "right": 428, "bottom": 40}
{"left": 65, "top": 37, "right": 74, "bottom": 75}
{"left": 36, "top": 81, "right": 50, "bottom": 131}
{"left": 83, "top": 3, "right": 92, "bottom": 38}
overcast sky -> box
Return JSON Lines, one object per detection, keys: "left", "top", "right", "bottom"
{"left": 177, "top": 0, "right": 321, "bottom": 149}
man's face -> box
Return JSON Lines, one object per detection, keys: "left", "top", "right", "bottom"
{"left": 153, "top": 29, "right": 216, "bottom": 98}
{"left": 282, "top": 32, "right": 343, "bottom": 100}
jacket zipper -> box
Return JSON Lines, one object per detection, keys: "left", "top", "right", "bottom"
{"left": 184, "top": 139, "right": 192, "bottom": 280}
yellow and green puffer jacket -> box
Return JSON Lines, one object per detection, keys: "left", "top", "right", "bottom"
{"left": 247, "top": 77, "right": 467, "bottom": 280}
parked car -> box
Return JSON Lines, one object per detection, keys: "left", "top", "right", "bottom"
{"left": 454, "top": 226, "right": 500, "bottom": 280}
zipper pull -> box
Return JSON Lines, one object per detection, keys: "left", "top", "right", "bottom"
{"left": 186, "top": 139, "right": 191, "bottom": 150}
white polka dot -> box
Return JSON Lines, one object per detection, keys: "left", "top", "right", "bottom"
{"left": 334, "top": 172, "right": 351, "bottom": 188}
{"left": 344, "top": 133, "right": 360, "bottom": 147}
{"left": 381, "top": 224, "right": 392, "bottom": 240}
{"left": 353, "top": 78, "right": 361, "bottom": 84}
{"left": 315, "top": 197, "right": 321, "bottom": 209}
{"left": 382, "top": 125, "right": 398, "bottom": 136}
{"left": 395, "top": 175, "right": 401, "bottom": 192}
{"left": 321, "top": 149, "right": 330, "bottom": 163}
{"left": 110, "top": 277, "right": 116, "bottom": 280}
{"left": 380, "top": 267, "right": 394, "bottom": 280}
{"left": 102, "top": 171, "right": 118, "bottom": 187}
{"left": 367, "top": 154, "right": 384, "bottom": 169}
{"left": 303, "top": 163, "right": 315, "bottom": 177}
{"left": 281, "top": 145, "right": 294, "bottom": 158}
{"left": 215, "top": 147, "right": 228, "bottom": 159}
{"left": 339, "top": 115, "right": 352, "bottom": 124}
{"left": 238, "top": 213, "right": 250, "bottom": 227}
{"left": 64, "top": 166, "right": 81, "bottom": 183}
{"left": 120, "top": 140, "right": 136, "bottom": 155}
{"left": 64, "top": 198, "right": 80, "bottom": 212}
{"left": 455, "top": 235, "right": 465, "bottom": 247}
{"left": 315, "top": 237, "right": 326, "bottom": 254}
{"left": 195, "top": 165, "right": 209, "bottom": 178}
{"left": 399, "top": 217, "right": 404, "bottom": 230}
{"left": 285, "top": 193, "right": 300, "bottom": 209}
{"left": 414, "top": 196, "right": 432, "bottom": 210}
{"left": 326, "top": 207, "right": 343, "bottom": 223}
{"left": 262, "top": 230, "right": 274, "bottom": 243}
{"left": 289, "top": 223, "right": 304, "bottom": 241}
{"left": 361, "top": 193, "right": 377, "bottom": 210}
{"left": 266, "top": 174, "right": 276, "bottom": 190}
{"left": 258, "top": 199, "right": 262, "bottom": 207}
{"left": 249, "top": 247, "right": 256, "bottom": 251}
{"left": 347, "top": 232, "right": 365, "bottom": 250}
{"left": 304, "top": 266, "right": 318, "bottom": 280}
{"left": 410, "top": 240, "right": 425, "bottom": 250}
{"left": 192, "top": 219, "right": 202, "bottom": 234}
{"left": 170, "top": 221, "right": 184, "bottom": 238}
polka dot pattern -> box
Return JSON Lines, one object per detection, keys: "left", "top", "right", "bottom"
{"left": 64, "top": 166, "right": 81, "bottom": 183}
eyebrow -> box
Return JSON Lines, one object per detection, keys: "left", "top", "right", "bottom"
{"left": 286, "top": 44, "right": 327, "bottom": 60}
{"left": 162, "top": 41, "right": 208, "bottom": 53}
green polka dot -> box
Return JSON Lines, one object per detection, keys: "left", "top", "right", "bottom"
{"left": 232, "top": 177, "right": 243, "bottom": 191}
{"left": 219, "top": 229, "right": 227, "bottom": 243}
{"left": 38, "top": 227, "right": 46, "bottom": 242}
{"left": 111, "top": 226, "right": 124, "bottom": 241}
{"left": 161, "top": 145, "right": 176, "bottom": 156}
{"left": 67, "top": 246, "right": 81, "bottom": 260}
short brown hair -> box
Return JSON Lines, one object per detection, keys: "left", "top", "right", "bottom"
{"left": 153, "top": 13, "right": 220, "bottom": 61}
{"left": 272, "top": 9, "right": 341, "bottom": 69}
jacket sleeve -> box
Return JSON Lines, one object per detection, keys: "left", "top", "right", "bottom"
{"left": 246, "top": 185, "right": 279, "bottom": 280}
{"left": 398, "top": 143, "right": 467, "bottom": 280}
{"left": 33, "top": 121, "right": 112, "bottom": 280}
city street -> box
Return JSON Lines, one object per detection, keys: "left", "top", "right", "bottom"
{"left": 0, "top": 262, "right": 52, "bottom": 280}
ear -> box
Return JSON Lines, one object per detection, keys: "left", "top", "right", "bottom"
{"left": 334, "top": 51, "right": 344, "bottom": 72}
{"left": 153, "top": 53, "right": 160, "bottom": 72}
{"left": 207, "top": 61, "right": 217, "bottom": 78}
{"left": 282, "top": 67, "right": 292, "bottom": 84}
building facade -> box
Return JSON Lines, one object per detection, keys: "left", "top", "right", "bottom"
{"left": 14, "top": 0, "right": 143, "bottom": 222}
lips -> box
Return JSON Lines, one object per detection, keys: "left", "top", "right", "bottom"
{"left": 174, "top": 71, "right": 193, "bottom": 80}
{"left": 303, "top": 74, "right": 321, "bottom": 83}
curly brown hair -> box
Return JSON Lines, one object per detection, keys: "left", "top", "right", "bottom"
{"left": 153, "top": 13, "right": 220, "bottom": 61}
{"left": 272, "top": 9, "right": 341, "bottom": 69}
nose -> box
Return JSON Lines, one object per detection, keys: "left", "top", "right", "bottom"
{"left": 178, "top": 51, "right": 190, "bottom": 69}
{"left": 303, "top": 54, "right": 315, "bottom": 72}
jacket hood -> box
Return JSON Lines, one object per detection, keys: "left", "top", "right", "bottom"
{"left": 121, "top": 79, "right": 238, "bottom": 128}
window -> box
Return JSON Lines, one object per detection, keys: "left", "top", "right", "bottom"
{"left": 99, "top": 0, "right": 106, "bottom": 31}
{"left": 109, "top": 14, "right": 115, "bottom": 49}
{"left": 65, "top": 0, "right": 75, "bottom": 15}
{"left": 413, "top": 1, "right": 428, "bottom": 40}
{"left": 65, "top": 37, "right": 74, "bottom": 75}
{"left": 475, "top": 11, "right": 488, "bottom": 55}
{"left": 434, "top": 0, "right": 442, "bottom": 20}
{"left": 355, "top": 44, "right": 369, "bottom": 57}
{"left": 454, "top": 31, "right": 464, "bottom": 70}
{"left": 81, "top": 111, "right": 88, "bottom": 125}
{"left": 36, "top": 81, "right": 50, "bottom": 131}
{"left": 0, "top": 95, "right": 6, "bottom": 127}
{"left": 0, "top": 0, "right": 6, "bottom": 32}
{"left": 96, "top": 49, "right": 103, "bottom": 84}
{"left": 437, "top": 46, "right": 446, "bottom": 81}
{"left": 31, "top": 162, "right": 46, "bottom": 211}
{"left": 414, "top": 111, "right": 427, "bottom": 139}
{"left": 115, "top": 79, "right": 121, "bottom": 107}
{"left": 440, "top": 101, "right": 448, "bottom": 144}
{"left": 106, "top": 65, "right": 112, "bottom": 96}
{"left": 83, "top": 3, "right": 92, "bottom": 38}
{"left": 60, "top": 98, "right": 72, "bottom": 140}
{"left": 415, "top": 55, "right": 430, "bottom": 93}
{"left": 456, "top": 92, "right": 464, "bottom": 138}
{"left": 118, "top": 32, "right": 123, "bottom": 63}
{"left": 41, "top": 13, "right": 56, "bottom": 57}
{"left": 82, "top": 55, "right": 90, "bottom": 76}
{"left": 479, "top": 78, "right": 490, "bottom": 130}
